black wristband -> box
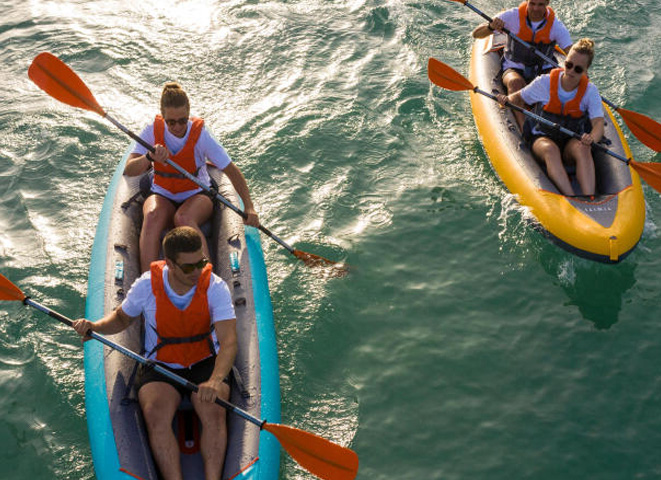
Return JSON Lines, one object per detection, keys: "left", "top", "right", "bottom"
{"left": 145, "top": 152, "right": 154, "bottom": 162}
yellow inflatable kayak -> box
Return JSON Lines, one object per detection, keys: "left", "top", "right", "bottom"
{"left": 468, "top": 34, "right": 645, "bottom": 263}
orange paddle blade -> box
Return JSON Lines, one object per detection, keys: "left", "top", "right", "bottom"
{"left": 630, "top": 160, "right": 661, "bottom": 194}
{"left": 292, "top": 250, "right": 350, "bottom": 277}
{"left": 263, "top": 423, "right": 359, "bottom": 480}
{"left": 0, "top": 273, "right": 27, "bottom": 302}
{"left": 28, "top": 52, "right": 106, "bottom": 116}
{"left": 554, "top": 45, "right": 567, "bottom": 56}
{"left": 427, "top": 58, "right": 474, "bottom": 92}
{"left": 617, "top": 107, "right": 661, "bottom": 152}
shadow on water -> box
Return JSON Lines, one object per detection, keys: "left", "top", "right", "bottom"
{"left": 539, "top": 252, "right": 637, "bottom": 330}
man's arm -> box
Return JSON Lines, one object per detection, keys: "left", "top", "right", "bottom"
{"left": 472, "top": 17, "right": 504, "bottom": 39}
{"left": 72, "top": 307, "right": 135, "bottom": 340}
{"left": 197, "top": 319, "right": 238, "bottom": 403}
{"left": 123, "top": 152, "right": 152, "bottom": 176}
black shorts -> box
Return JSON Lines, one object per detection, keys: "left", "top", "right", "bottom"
{"left": 136, "top": 355, "right": 227, "bottom": 398}
{"left": 503, "top": 66, "right": 553, "bottom": 84}
{"left": 526, "top": 133, "right": 572, "bottom": 153}
{"left": 150, "top": 189, "right": 216, "bottom": 209}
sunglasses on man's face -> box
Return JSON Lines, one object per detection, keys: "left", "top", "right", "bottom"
{"left": 564, "top": 61, "right": 585, "bottom": 74}
{"left": 165, "top": 117, "right": 189, "bottom": 127}
{"left": 175, "top": 257, "right": 209, "bottom": 274}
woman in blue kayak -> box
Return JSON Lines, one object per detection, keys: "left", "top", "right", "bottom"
{"left": 497, "top": 38, "right": 605, "bottom": 197}
{"left": 124, "top": 82, "right": 259, "bottom": 272}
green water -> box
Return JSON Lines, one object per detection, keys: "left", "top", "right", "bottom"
{"left": 1, "top": 0, "right": 661, "bottom": 479}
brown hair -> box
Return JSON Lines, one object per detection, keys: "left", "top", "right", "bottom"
{"left": 163, "top": 226, "right": 202, "bottom": 261}
{"left": 570, "top": 38, "right": 595, "bottom": 67}
{"left": 160, "top": 82, "right": 190, "bottom": 115}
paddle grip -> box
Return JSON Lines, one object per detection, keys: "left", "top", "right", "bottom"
{"left": 464, "top": 2, "right": 516, "bottom": 38}
{"left": 128, "top": 355, "right": 263, "bottom": 429}
{"left": 158, "top": 156, "right": 298, "bottom": 253}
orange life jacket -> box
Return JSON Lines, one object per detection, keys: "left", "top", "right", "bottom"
{"left": 524, "top": 68, "right": 592, "bottom": 144}
{"left": 543, "top": 68, "right": 589, "bottom": 118}
{"left": 505, "top": 2, "right": 557, "bottom": 73}
{"left": 516, "top": 1, "right": 555, "bottom": 44}
{"left": 153, "top": 115, "right": 205, "bottom": 194}
{"left": 149, "top": 260, "right": 215, "bottom": 367}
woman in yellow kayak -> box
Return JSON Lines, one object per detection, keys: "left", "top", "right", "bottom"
{"left": 497, "top": 39, "right": 604, "bottom": 197}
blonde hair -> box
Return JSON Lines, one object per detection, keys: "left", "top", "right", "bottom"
{"left": 570, "top": 38, "right": 595, "bottom": 67}
{"left": 160, "top": 82, "right": 190, "bottom": 114}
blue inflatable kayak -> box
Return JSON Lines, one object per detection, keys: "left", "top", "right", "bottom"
{"left": 83, "top": 145, "right": 281, "bottom": 480}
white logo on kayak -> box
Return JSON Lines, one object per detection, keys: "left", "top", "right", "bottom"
{"left": 583, "top": 206, "right": 613, "bottom": 212}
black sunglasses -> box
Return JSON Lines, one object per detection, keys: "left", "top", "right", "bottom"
{"left": 175, "top": 257, "right": 209, "bottom": 274}
{"left": 165, "top": 117, "right": 189, "bottom": 127}
{"left": 564, "top": 61, "right": 585, "bottom": 74}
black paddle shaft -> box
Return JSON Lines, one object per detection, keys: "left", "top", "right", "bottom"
{"left": 22, "top": 296, "right": 266, "bottom": 428}
{"left": 103, "top": 113, "right": 297, "bottom": 254}
{"left": 474, "top": 87, "right": 631, "bottom": 164}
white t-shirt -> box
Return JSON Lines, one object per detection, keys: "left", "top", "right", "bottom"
{"left": 497, "top": 7, "right": 572, "bottom": 71}
{"left": 520, "top": 72, "right": 604, "bottom": 135}
{"left": 132, "top": 120, "right": 232, "bottom": 202}
{"left": 121, "top": 266, "right": 235, "bottom": 369}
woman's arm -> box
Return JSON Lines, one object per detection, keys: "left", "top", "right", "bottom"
{"left": 222, "top": 162, "right": 259, "bottom": 227}
{"left": 124, "top": 153, "right": 152, "bottom": 176}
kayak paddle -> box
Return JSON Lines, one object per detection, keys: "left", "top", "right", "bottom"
{"left": 449, "top": 0, "right": 661, "bottom": 152}
{"left": 0, "top": 272, "right": 359, "bottom": 480}
{"left": 27, "top": 52, "right": 349, "bottom": 276}
{"left": 427, "top": 57, "right": 661, "bottom": 194}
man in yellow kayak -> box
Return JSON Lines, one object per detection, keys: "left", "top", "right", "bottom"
{"left": 73, "top": 226, "right": 237, "bottom": 480}
{"left": 472, "top": 0, "right": 573, "bottom": 129}
{"left": 497, "top": 39, "right": 605, "bottom": 197}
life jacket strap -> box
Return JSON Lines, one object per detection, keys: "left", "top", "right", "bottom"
{"left": 154, "top": 166, "right": 201, "bottom": 180}
{"left": 147, "top": 325, "right": 216, "bottom": 359}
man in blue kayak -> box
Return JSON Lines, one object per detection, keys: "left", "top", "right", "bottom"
{"left": 73, "top": 226, "right": 237, "bottom": 480}
{"left": 472, "top": 0, "right": 573, "bottom": 129}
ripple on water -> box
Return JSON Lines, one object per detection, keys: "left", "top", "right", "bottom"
{"left": 0, "top": 340, "right": 36, "bottom": 369}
